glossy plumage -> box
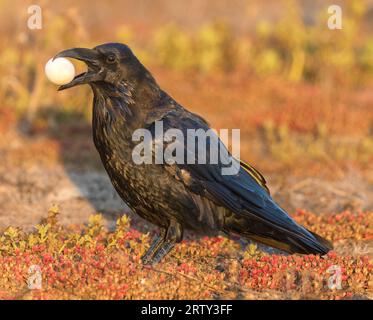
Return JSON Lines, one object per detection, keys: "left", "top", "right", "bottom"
{"left": 56, "top": 43, "right": 332, "bottom": 264}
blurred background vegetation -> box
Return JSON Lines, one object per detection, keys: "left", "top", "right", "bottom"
{"left": 0, "top": 0, "right": 372, "bottom": 172}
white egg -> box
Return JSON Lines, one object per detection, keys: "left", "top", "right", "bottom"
{"left": 45, "top": 57, "right": 75, "bottom": 85}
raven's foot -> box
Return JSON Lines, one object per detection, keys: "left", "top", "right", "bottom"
{"left": 145, "top": 241, "right": 175, "bottom": 265}
{"left": 141, "top": 230, "right": 166, "bottom": 265}
{"left": 141, "top": 220, "right": 183, "bottom": 266}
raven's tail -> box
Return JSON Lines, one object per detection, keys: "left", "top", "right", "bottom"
{"left": 228, "top": 202, "right": 333, "bottom": 255}
{"left": 247, "top": 228, "right": 332, "bottom": 255}
{"left": 305, "top": 230, "right": 333, "bottom": 254}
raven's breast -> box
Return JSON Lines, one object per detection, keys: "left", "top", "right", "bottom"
{"left": 91, "top": 109, "right": 196, "bottom": 228}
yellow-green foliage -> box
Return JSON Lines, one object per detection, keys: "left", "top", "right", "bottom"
{"left": 264, "top": 122, "right": 373, "bottom": 164}
{"left": 149, "top": 0, "right": 372, "bottom": 83}
{"left": 253, "top": 49, "right": 282, "bottom": 76}
{"left": 154, "top": 25, "right": 195, "bottom": 71}
{"left": 196, "top": 21, "right": 236, "bottom": 72}
{"left": 262, "top": 121, "right": 373, "bottom": 165}
{"left": 360, "top": 39, "right": 373, "bottom": 72}
{"left": 153, "top": 22, "right": 236, "bottom": 73}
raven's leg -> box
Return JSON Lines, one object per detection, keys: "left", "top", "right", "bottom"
{"left": 144, "top": 219, "right": 183, "bottom": 266}
{"left": 141, "top": 229, "right": 166, "bottom": 265}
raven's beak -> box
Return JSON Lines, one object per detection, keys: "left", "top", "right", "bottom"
{"left": 54, "top": 48, "right": 103, "bottom": 91}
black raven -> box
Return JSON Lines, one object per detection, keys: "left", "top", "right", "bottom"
{"left": 55, "top": 43, "right": 332, "bottom": 265}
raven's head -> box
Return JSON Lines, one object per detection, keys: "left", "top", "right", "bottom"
{"left": 55, "top": 43, "right": 152, "bottom": 91}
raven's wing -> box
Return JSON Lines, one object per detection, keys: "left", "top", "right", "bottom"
{"left": 147, "top": 108, "right": 274, "bottom": 214}
{"left": 145, "top": 107, "right": 332, "bottom": 254}
{"left": 240, "top": 160, "right": 270, "bottom": 194}
{"left": 146, "top": 108, "right": 280, "bottom": 221}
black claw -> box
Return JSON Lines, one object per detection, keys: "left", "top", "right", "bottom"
{"left": 141, "top": 221, "right": 182, "bottom": 265}
{"left": 141, "top": 232, "right": 165, "bottom": 265}
{"left": 147, "top": 241, "right": 175, "bottom": 266}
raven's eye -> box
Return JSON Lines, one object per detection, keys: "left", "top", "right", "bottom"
{"left": 106, "top": 54, "right": 116, "bottom": 64}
